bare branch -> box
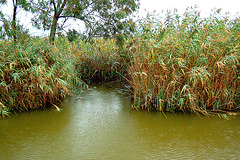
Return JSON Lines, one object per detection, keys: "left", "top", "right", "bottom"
{"left": 50, "top": 0, "right": 57, "bottom": 12}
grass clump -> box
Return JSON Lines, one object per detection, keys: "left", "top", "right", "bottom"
{"left": 128, "top": 8, "right": 240, "bottom": 114}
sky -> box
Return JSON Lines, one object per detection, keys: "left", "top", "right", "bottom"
{"left": 139, "top": 0, "right": 240, "bottom": 16}
{"left": 1, "top": 0, "right": 240, "bottom": 36}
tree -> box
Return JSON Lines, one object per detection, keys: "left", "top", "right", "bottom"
{"left": 31, "top": 0, "right": 140, "bottom": 44}
{"left": 0, "top": 0, "right": 7, "bottom": 39}
{"left": 0, "top": 0, "right": 31, "bottom": 41}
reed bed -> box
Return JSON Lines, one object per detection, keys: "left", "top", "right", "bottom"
{"left": 0, "top": 38, "right": 87, "bottom": 117}
{"left": 128, "top": 9, "right": 240, "bottom": 114}
{"left": 1, "top": 8, "right": 239, "bottom": 117}
{"left": 73, "top": 38, "right": 127, "bottom": 83}
{"left": 0, "top": 37, "right": 126, "bottom": 117}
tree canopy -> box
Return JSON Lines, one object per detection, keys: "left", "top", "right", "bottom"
{"left": 0, "top": 0, "right": 31, "bottom": 40}
{"left": 30, "top": 0, "right": 140, "bottom": 43}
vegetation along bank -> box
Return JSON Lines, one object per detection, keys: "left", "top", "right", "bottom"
{"left": 0, "top": 6, "right": 239, "bottom": 117}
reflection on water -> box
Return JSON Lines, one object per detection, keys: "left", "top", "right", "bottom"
{"left": 0, "top": 84, "right": 240, "bottom": 159}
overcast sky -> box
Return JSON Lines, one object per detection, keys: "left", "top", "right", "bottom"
{"left": 139, "top": 0, "right": 239, "bottom": 15}
{"left": 1, "top": 0, "right": 240, "bottom": 36}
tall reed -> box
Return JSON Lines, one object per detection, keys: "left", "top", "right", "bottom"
{"left": 0, "top": 37, "right": 126, "bottom": 117}
{"left": 128, "top": 8, "right": 240, "bottom": 114}
{"left": 1, "top": 8, "right": 239, "bottom": 117}
{"left": 73, "top": 38, "right": 127, "bottom": 83}
{"left": 0, "top": 37, "right": 86, "bottom": 117}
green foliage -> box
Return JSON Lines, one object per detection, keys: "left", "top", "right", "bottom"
{"left": 1, "top": 4, "right": 239, "bottom": 117}
{"left": 73, "top": 38, "right": 127, "bottom": 83}
{"left": 0, "top": 36, "right": 127, "bottom": 117}
{"left": 0, "top": 18, "right": 30, "bottom": 41}
{"left": 31, "top": 0, "right": 139, "bottom": 43}
{"left": 0, "top": 38, "right": 87, "bottom": 117}
{"left": 0, "top": 0, "right": 6, "bottom": 39}
{"left": 0, "top": 0, "right": 31, "bottom": 41}
{"left": 66, "top": 29, "right": 79, "bottom": 42}
{"left": 129, "top": 8, "right": 240, "bottom": 114}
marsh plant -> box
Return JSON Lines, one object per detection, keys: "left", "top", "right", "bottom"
{"left": 128, "top": 8, "right": 240, "bottom": 114}
{"left": 74, "top": 38, "right": 127, "bottom": 83}
{"left": 0, "top": 37, "right": 126, "bottom": 117}
{"left": 1, "top": 8, "right": 239, "bottom": 117}
{"left": 0, "top": 38, "right": 86, "bottom": 117}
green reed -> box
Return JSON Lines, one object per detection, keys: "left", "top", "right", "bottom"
{"left": 0, "top": 36, "right": 126, "bottom": 117}
{"left": 0, "top": 37, "right": 84, "bottom": 117}
{"left": 1, "top": 8, "right": 239, "bottom": 117}
{"left": 71, "top": 38, "right": 127, "bottom": 83}
{"left": 128, "top": 8, "right": 240, "bottom": 114}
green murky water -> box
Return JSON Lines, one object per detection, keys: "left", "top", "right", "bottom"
{"left": 1, "top": 84, "right": 240, "bottom": 159}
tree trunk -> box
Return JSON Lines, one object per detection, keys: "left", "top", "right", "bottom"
{"left": 49, "top": 15, "right": 58, "bottom": 44}
{"left": 49, "top": 0, "right": 67, "bottom": 44}
{"left": 12, "top": 0, "right": 17, "bottom": 42}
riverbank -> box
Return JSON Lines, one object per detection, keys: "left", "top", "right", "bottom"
{"left": 0, "top": 38, "right": 126, "bottom": 117}
{"left": 0, "top": 9, "right": 239, "bottom": 117}
{"left": 129, "top": 10, "right": 240, "bottom": 114}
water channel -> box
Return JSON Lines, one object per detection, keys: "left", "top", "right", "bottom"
{"left": 0, "top": 84, "right": 240, "bottom": 159}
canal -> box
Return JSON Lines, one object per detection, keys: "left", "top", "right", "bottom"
{"left": 0, "top": 84, "right": 239, "bottom": 159}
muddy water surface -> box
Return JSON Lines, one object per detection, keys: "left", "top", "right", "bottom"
{"left": 0, "top": 84, "right": 240, "bottom": 159}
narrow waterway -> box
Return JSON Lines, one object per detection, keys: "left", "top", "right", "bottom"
{"left": 0, "top": 84, "right": 240, "bottom": 159}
